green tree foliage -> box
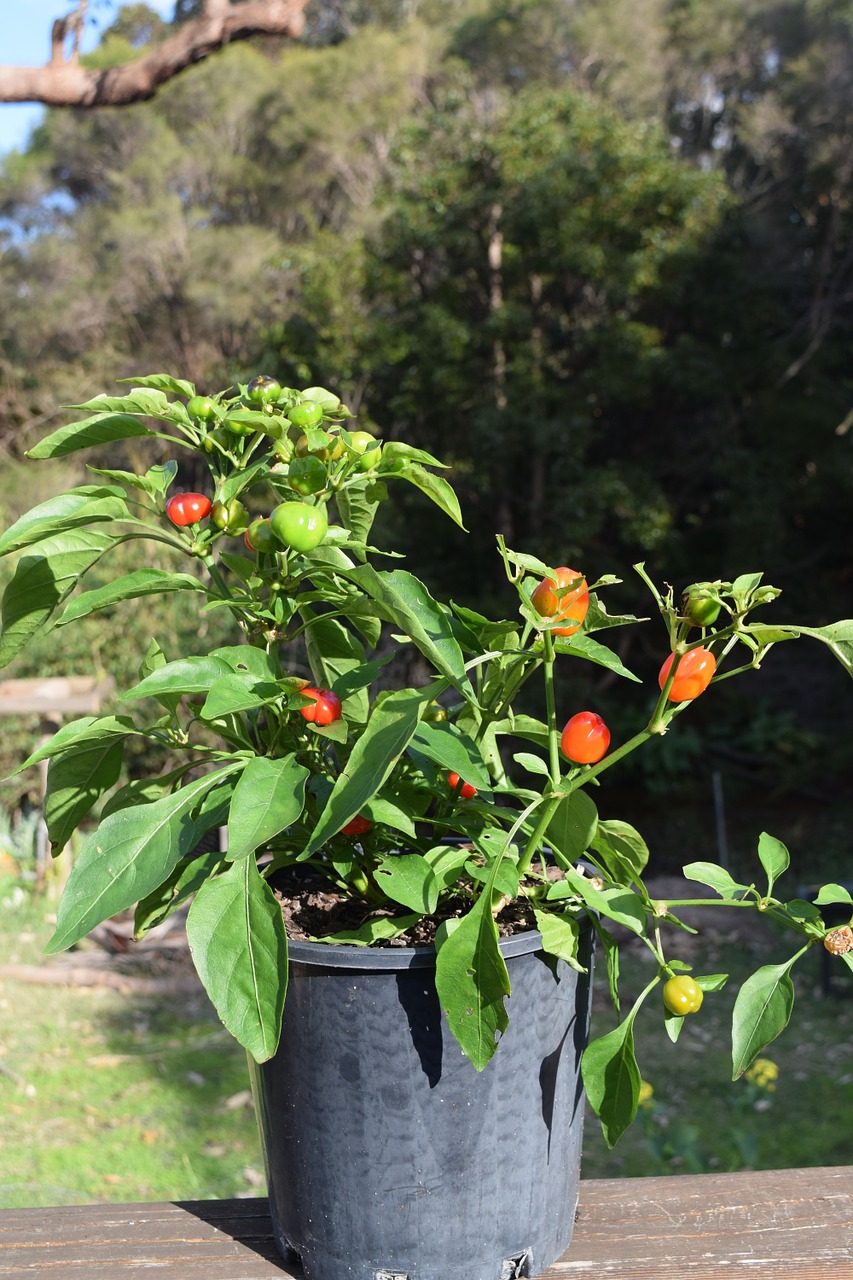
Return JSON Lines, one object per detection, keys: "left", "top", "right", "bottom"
{"left": 0, "top": 0, "right": 852, "bottom": 724}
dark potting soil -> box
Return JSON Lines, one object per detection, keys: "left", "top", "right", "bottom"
{"left": 273, "top": 866, "right": 541, "bottom": 947}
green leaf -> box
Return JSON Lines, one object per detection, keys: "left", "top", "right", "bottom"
{"left": 88, "top": 461, "right": 178, "bottom": 497}
{"left": 380, "top": 441, "right": 447, "bottom": 469}
{"left": 186, "top": 855, "right": 287, "bottom": 1062}
{"left": 424, "top": 843, "right": 473, "bottom": 889}
{"left": 72, "top": 389, "right": 172, "bottom": 416}
{"left": 302, "top": 687, "right": 436, "bottom": 856}
{"left": 592, "top": 820, "right": 650, "bottom": 881}
{"left": 385, "top": 462, "right": 466, "bottom": 529}
{"left": 227, "top": 756, "right": 309, "bottom": 861}
{"left": 683, "top": 861, "right": 748, "bottom": 898}
{"left": 434, "top": 889, "right": 510, "bottom": 1071}
{"left": 557, "top": 864, "right": 646, "bottom": 934}
{"left": 731, "top": 959, "right": 797, "bottom": 1079}
{"left": 330, "top": 653, "right": 394, "bottom": 701}
{"left": 532, "top": 909, "right": 587, "bottom": 972}
{"left": 27, "top": 413, "right": 156, "bottom": 459}
{"left": 582, "top": 1019, "right": 641, "bottom": 1147}
{"left": 757, "top": 831, "right": 790, "bottom": 894}
{"left": 116, "top": 372, "right": 195, "bottom": 398}
{"left": 374, "top": 853, "right": 439, "bottom": 913}
{"left": 311, "top": 914, "right": 419, "bottom": 946}
{"left": 409, "top": 720, "right": 491, "bottom": 789}
{"left": 59, "top": 569, "right": 205, "bottom": 625}
{"left": 592, "top": 920, "right": 621, "bottom": 1012}
{"left": 210, "top": 645, "right": 281, "bottom": 680}
{"left": 304, "top": 612, "right": 369, "bottom": 722}
{"left": 44, "top": 737, "right": 125, "bottom": 849}
{"left": 46, "top": 767, "right": 240, "bottom": 952}
{"left": 122, "top": 655, "right": 234, "bottom": 701}
{"left": 513, "top": 751, "right": 550, "bottom": 777}
{"left": 134, "top": 847, "right": 224, "bottom": 937}
{"left": 100, "top": 764, "right": 197, "bottom": 819}
{"left": 363, "top": 794, "right": 418, "bottom": 839}
{"left": 10, "top": 714, "right": 139, "bottom": 776}
{"left": 346, "top": 565, "right": 473, "bottom": 696}
{"left": 0, "top": 529, "right": 115, "bottom": 668}
{"left": 0, "top": 487, "right": 129, "bottom": 557}
{"left": 696, "top": 973, "right": 729, "bottom": 992}
{"left": 731, "top": 572, "right": 764, "bottom": 608}
{"left": 200, "top": 673, "right": 282, "bottom": 720}
{"left": 772, "top": 620, "right": 853, "bottom": 678}
{"left": 813, "top": 883, "right": 853, "bottom": 906}
{"left": 555, "top": 633, "right": 641, "bottom": 682}
{"left": 336, "top": 476, "right": 380, "bottom": 548}
{"left": 546, "top": 790, "right": 598, "bottom": 862}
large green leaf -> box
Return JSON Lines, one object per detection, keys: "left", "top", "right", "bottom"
{"left": 227, "top": 755, "right": 309, "bottom": 861}
{"left": 304, "top": 612, "right": 369, "bottom": 722}
{"left": 557, "top": 634, "right": 641, "bottom": 682}
{"left": 683, "top": 861, "right": 748, "bottom": 899}
{"left": 44, "top": 737, "right": 125, "bottom": 850}
{"left": 45, "top": 767, "right": 240, "bottom": 952}
{"left": 11, "top": 714, "right": 139, "bottom": 776}
{"left": 582, "top": 1019, "right": 641, "bottom": 1147}
{"left": 116, "top": 372, "right": 195, "bottom": 398}
{"left": 409, "top": 720, "right": 491, "bottom": 788}
{"left": 200, "top": 673, "right": 283, "bottom": 720}
{"left": 209, "top": 645, "right": 281, "bottom": 680}
{"left": 0, "top": 529, "right": 115, "bottom": 667}
{"left": 302, "top": 687, "right": 434, "bottom": 856}
{"left": 546, "top": 789, "right": 598, "bottom": 862}
{"left": 59, "top": 569, "right": 205, "bottom": 626}
{"left": 731, "top": 959, "right": 796, "bottom": 1079}
{"left": 591, "top": 820, "right": 649, "bottom": 882}
{"left": 122, "top": 655, "right": 234, "bottom": 701}
{"left": 335, "top": 476, "right": 380, "bottom": 547}
{"left": 27, "top": 413, "right": 155, "bottom": 459}
{"left": 72, "top": 389, "right": 172, "bottom": 417}
{"left": 186, "top": 855, "right": 287, "bottom": 1062}
{"left": 374, "top": 853, "right": 439, "bottom": 913}
{"left": 386, "top": 462, "right": 466, "bottom": 529}
{"left": 532, "top": 908, "right": 586, "bottom": 972}
{"left": 346, "top": 565, "right": 473, "bottom": 696}
{"left": 0, "top": 486, "right": 129, "bottom": 557}
{"left": 434, "top": 888, "right": 510, "bottom": 1070}
{"left": 764, "top": 620, "right": 853, "bottom": 678}
{"left": 134, "top": 847, "right": 224, "bottom": 937}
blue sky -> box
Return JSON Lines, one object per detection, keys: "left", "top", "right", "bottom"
{"left": 0, "top": 1, "right": 175, "bottom": 155}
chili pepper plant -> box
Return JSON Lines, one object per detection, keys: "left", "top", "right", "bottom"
{"left": 2, "top": 371, "right": 852, "bottom": 1146}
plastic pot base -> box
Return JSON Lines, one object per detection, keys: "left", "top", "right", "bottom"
{"left": 248, "top": 929, "right": 592, "bottom": 1280}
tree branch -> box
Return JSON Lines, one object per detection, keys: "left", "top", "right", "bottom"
{"left": 0, "top": 0, "right": 307, "bottom": 108}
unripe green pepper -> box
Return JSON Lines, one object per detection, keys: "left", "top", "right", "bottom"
{"left": 211, "top": 497, "right": 249, "bottom": 536}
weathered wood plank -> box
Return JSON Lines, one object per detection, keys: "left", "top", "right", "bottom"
{"left": 0, "top": 1167, "right": 850, "bottom": 1277}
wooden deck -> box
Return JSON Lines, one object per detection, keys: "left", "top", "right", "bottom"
{"left": 1, "top": 1166, "right": 850, "bottom": 1278}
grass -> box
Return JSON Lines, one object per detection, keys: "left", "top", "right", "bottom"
{"left": 1, "top": 871, "right": 851, "bottom": 1210}
{"left": 0, "top": 879, "right": 263, "bottom": 1209}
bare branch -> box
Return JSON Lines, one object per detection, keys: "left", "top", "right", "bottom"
{"left": 0, "top": 0, "right": 307, "bottom": 108}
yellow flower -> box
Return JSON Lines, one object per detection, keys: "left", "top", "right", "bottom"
{"left": 638, "top": 1079, "right": 654, "bottom": 1107}
{"left": 745, "top": 1058, "right": 779, "bottom": 1091}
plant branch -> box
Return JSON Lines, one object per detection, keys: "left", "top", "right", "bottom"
{"left": 0, "top": 0, "right": 307, "bottom": 108}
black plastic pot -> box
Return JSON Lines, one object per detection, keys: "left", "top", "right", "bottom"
{"left": 248, "top": 927, "right": 592, "bottom": 1280}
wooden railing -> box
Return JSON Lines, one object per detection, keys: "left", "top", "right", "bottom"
{"left": 1, "top": 1166, "right": 850, "bottom": 1278}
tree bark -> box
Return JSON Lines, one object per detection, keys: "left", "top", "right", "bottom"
{"left": 0, "top": 0, "right": 307, "bottom": 108}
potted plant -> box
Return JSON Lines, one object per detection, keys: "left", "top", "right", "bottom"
{"left": 2, "top": 372, "right": 851, "bottom": 1280}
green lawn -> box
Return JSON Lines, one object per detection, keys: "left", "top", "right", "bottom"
{"left": 0, "top": 879, "right": 263, "bottom": 1208}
